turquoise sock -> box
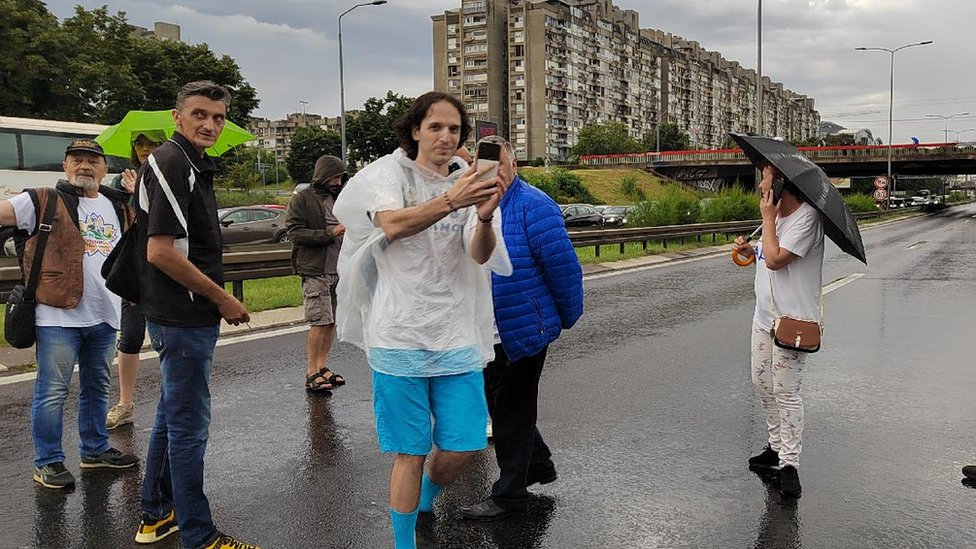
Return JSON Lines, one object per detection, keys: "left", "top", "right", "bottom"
{"left": 418, "top": 474, "right": 444, "bottom": 513}
{"left": 390, "top": 507, "right": 418, "bottom": 549}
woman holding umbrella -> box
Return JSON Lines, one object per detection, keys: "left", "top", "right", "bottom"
{"left": 732, "top": 164, "right": 825, "bottom": 498}
{"left": 105, "top": 130, "right": 165, "bottom": 431}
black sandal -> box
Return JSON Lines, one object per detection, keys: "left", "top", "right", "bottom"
{"left": 305, "top": 371, "right": 335, "bottom": 392}
{"left": 318, "top": 367, "right": 345, "bottom": 387}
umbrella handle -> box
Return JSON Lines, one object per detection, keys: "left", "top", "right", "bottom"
{"left": 732, "top": 250, "right": 756, "bottom": 266}
{"left": 732, "top": 233, "right": 758, "bottom": 266}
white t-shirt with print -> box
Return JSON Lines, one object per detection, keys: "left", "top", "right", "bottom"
{"left": 753, "top": 201, "right": 825, "bottom": 331}
{"left": 9, "top": 191, "right": 123, "bottom": 329}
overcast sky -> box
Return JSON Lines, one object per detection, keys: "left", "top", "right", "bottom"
{"left": 46, "top": 0, "right": 976, "bottom": 145}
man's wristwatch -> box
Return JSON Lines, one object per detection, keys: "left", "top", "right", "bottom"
{"left": 478, "top": 214, "right": 493, "bottom": 224}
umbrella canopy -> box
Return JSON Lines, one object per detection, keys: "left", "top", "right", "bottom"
{"left": 95, "top": 110, "right": 254, "bottom": 157}
{"left": 730, "top": 133, "right": 867, "bottom": 264}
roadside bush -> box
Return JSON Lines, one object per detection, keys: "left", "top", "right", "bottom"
{"left": 522, "top": 168, "right": 598, "bottom": 204}
{"left": 629, "top": 185, "right": 700, "bottom": 227}
{"left": 843, "top": 193, "right": 879, "bottom": 213}
{"left": 215, "top": 191, "right": 279, "bottom": 208}
{"left": 619, "top": 174, "right": 646, "bottom": 203}
{"left": 947, "top": 191, "right": 969, "bottom": 203}
{"left": 699, "top": 187, "right": 760, "bottom": 222}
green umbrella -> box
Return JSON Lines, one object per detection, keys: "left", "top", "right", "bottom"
{"left": 95, "top": 110, "right": 254, "bottom": 157}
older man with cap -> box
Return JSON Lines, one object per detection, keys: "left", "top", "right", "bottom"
{"left": 286, "top": 154, "right": 348, "bottom": 392}
{"left": 0, "top": 138, "right": 139, "bottom": 490}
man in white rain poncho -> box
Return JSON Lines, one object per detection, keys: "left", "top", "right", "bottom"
{"left": 333, "top": 92, "right": 511, "bottom": 549}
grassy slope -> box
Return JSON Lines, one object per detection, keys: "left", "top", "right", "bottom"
{"left": 519, "top": 167, "right": 666, "bottom": 205}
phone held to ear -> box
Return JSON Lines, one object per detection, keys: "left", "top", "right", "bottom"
{"left": 475, "top": 141, "right": 501, "bottom": 186}
{"left": 771, "top": 178, "right": 785, "bottom": 204}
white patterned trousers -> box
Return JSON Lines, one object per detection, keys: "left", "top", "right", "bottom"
{"left": 751, "top": 324, "right": 807, "bottom": 468}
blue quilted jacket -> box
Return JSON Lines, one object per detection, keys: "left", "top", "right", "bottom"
{"left": 492, "top": 176, "right": 584, "bottom": 362}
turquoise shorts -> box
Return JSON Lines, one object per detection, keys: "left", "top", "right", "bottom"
{"left": 371, "top": 369, "right": 488, "bottom": 456}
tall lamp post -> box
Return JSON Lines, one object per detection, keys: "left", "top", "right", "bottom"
{"left": 299, "top": 99, "right": 309, "bottom": 125}
{"left": 854, "top": 40, "right": 933, "bottom": 200}
{"left": 925, "top": 112, "right": 970, "bottom": 142}
{"left": 339, "top": 0, "right": 387, "bottom": 164}
{"left": 948, "top": 128, "right": 976, "bottom": 143}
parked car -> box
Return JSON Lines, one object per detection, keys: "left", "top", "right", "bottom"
{"left": 600, "top": 205, "right": 634, "bottom": 226}
{"left": 594, "top": 205, "right": 610, "bottom": 214}
{"left": 217, "top": 206, "right": 288, "bottom": 245}
{"left": 559, "top": 203, "right": 605, "bottom": 227}
{"left": 260, "top": 204, "right": 286, "bottom": 210}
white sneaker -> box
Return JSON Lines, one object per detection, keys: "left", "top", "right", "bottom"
{"left": 486, "top": 418, "right": 493, "bottom": 440}
{"left": 106, "top": 403, "right": 134, "bottom": 430}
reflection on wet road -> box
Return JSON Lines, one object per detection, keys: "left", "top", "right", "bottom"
{"left": 1, "top": 205, "right": 975, "bottom": 548}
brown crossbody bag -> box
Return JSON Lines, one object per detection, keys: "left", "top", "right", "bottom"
{"left": 769, "top": 272, "right": 823, "bottom": 353}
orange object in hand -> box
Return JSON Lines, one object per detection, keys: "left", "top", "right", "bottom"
{"left": 732, "top": 227, "right": 761, "bottom": 267}
{"left": 732, "top": 248, "right": 756, "bottom": 266}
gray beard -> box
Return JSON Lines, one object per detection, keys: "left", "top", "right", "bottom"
{"left": 70, "top": 178, "right": 99, "bottom": 192}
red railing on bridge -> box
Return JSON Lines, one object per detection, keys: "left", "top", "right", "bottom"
{"left": 579, "top": 142, "right": 973, "bottom": 167}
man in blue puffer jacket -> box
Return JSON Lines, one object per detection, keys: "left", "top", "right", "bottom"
{"left": 460, "top": 136, "right": 584, "bottom": 520}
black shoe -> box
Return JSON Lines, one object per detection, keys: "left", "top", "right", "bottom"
{"left": 459, "top": 499, "right": 523, "bottom": 521}
{"left": 779, "top": 465, "right": 802, "bottom": 498}
{"left": 33, "top": 462, "right": 75, "bottom": 489}
{"left": 526, "top": 464, "right": 558, "bottom": 487}
{"left": 963, "top": 465, "right": 976, "bottom": 480}
{"left": 748, "top": 445, "right": 779, "bottom": 469}
{"left": 80, "top": 447, "right": 139, "bottom": 469}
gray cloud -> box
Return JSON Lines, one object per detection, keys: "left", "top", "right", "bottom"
{"left": 46, "top": 0, "right": 975, "bottom": 144}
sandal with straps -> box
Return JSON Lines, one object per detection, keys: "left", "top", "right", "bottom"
{"left": 305, "top": 370, "right": 335, "bottom": 392}
{"left": 318, "top": 367, "right": 345, "bottom": 387}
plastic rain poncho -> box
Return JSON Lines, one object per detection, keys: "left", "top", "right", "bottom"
{"left": 332, "top": 149, "right": 511, "bottom": 377}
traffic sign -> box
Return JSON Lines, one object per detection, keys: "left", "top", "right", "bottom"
{"left": 874, "top": 176, "right": 888, "bottom": 189}
{"left": 873, "top": 189, "right": 889, "bottom": 201}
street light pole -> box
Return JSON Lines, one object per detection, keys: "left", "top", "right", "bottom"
{"left": 299, "top": 100, "right": 309, "bottom": 125}
{"left": 855, "top": 41, "right": 933, "bottom": 201}
{"left": 925, "top": 112, "right": 970, "bottom": 142}
{"left": 754, "top": 0, "right": 762, "bottom": 190}
{"left": 339, "top": 1, "right": 388, "bottom": 164}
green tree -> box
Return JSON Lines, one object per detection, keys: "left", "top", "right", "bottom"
{"left": 128, "top": 37, "right": 259, "bottom": 124}
{"left": 573, "top": 121, "right": 641, "bottom": 156}
{"left": 219, "top": 147, "right": 287, "bottom": 188}
{"left": 0, "top": 4, "right": 258, "bottom": 124}
{"left": 642, "top": 123, "right": 691, "bottom": 152}
{"left": 285, "top": 126, "right": 342, "bottom": 184}
{"left": 0, "top": 0, "right": 59, "bottom": 116}
{"left": 346, "top": 91, "right": 414, "bottom": 164}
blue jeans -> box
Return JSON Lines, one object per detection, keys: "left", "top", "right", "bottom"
{"left": 32, "top": 323, "right": 116, "bottom": 468}
{"left": 140, "top": 321, "right": 220, "bottom": 549}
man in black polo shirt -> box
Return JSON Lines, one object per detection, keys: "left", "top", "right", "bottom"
{"left": 133, "top": 81, "right": 258, "bottom": 549}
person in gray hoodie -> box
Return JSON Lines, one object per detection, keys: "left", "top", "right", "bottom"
{"left": 286, "top": 154, "right": 347, "bottom": 392}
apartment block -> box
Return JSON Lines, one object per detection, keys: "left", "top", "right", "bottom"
{"left": 432, "top": 0, "right": 820, "bottom": 161}
{"left": 248, "top": 113, "right": 346, "bottom": 163}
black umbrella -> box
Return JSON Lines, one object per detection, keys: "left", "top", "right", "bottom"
{"left": 730, "top": 133, "right": 867, "bottom": 264}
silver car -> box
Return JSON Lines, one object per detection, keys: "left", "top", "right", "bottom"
{"left": 218, "top": 206, "right": 288, "bottom": 245}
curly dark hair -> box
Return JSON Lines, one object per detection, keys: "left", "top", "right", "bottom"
{"left": 394, "top": 92, "right": 470, "bottom": 160}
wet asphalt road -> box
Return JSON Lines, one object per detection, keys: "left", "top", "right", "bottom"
{"left": 1, "top": 204, "right": 975, "bottom": 549}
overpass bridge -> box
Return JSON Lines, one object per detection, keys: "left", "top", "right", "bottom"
{"left": 579, "top": 143, "right": 976, "bottom": 191}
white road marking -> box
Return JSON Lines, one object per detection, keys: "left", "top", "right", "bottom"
{"left": 822, "top": 273, "right": 866, "bottom": 295}
{"left": 0, "top": 324, "right": 310, "bottom": 387}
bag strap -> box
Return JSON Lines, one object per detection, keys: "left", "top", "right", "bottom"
{"left": 24, "top": 188, "right": 59, "bottom": 302}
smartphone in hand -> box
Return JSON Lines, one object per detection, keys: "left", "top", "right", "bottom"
{"left": 475, "top": 141, "right": 501, "bottom": 187}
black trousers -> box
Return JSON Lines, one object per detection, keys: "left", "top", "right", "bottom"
{"left": 484, "top": 343, "right": 553, "bottom": 510}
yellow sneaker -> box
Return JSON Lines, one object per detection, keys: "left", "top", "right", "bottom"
{"left": 106, "top": 403, "right": 135, "bottom": 430}
{"left": 202, "top": 534, "right": 261, "bottom": 549}
{"left": 134, "top": 510, "right": 178, "bottom": 544}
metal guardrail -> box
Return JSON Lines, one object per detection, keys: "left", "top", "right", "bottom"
{"left": 0, "top": 207, "right": 925, "bottom": 300}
